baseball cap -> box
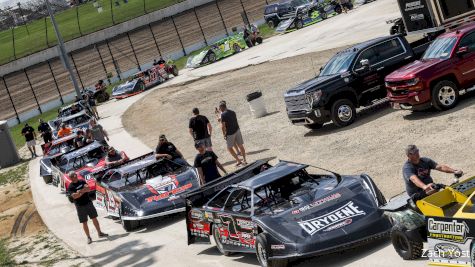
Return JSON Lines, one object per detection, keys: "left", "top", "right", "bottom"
{"left": 195, "top": 140, "right": 204, "bottom": 149}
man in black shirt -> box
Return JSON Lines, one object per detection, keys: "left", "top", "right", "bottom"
{"left": 67, "top": 171, "right": 108, "bottom": 244}
{"left": 74, "top": 131, "right": 87, "bottom": 148}
{"left": 403, "top": 145, "right": 463, "bottom": 198}
{"left": 38, "top": 119, "right": 52, "bottom": 144}
{"left": 219, "top": 101, "right": 247, "bottom": 166}
{"left": 22, "top": 123, "right": 37, "bottom": 158}
{"left": 194, "top": 141, "right": 226, "bottom": 185}
{"left": 189, "top": 108, "right": 213, "bottom": 150}
{"left": 155, "top": 134, "right": 188, "bottom": 166}
{"left": 105, "top": 147, "right": 128, "bottom": 167}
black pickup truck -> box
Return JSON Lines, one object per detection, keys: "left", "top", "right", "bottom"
{"left": 284, "top": 35, "right": 431, "bottom": 129}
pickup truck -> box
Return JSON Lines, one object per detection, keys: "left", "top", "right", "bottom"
{"left": 386, "top": 22, "right": 475, "bottom": 111}
{"left": 284, "top": 35, "right": 431, "bottom": 129}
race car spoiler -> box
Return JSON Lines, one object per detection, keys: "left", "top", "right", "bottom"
{"left": 89, "top": 152, "right": 155, "bottom": 182}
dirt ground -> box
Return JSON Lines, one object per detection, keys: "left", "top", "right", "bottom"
{"left": 123, "top": 48, "right": 475, "bottom": 198}
{"left": 0, "top": 146, "right": 88, "bottom": 267}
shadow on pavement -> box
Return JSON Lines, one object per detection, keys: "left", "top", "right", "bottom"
{"left": 403, "top": 95, "right": 475, "bottom": 121}
{"left": 93, "top": 233, "right": 130, "bottom": 243}
{"left": 247, "top": 148, "right": 270, "bottom": 155}
{"left": 91, "top": 240, "right": 161, "bottom": 266}
{"left": 137, "top": 212, "right": 185, "bottom": 233}
{"left": 304, "top": 104, "right": 393, "bottom": 137}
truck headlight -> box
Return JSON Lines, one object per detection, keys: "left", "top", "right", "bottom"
{"left": 404, "top": 78, "right": 420, "bottom": 87}
{"left": 306, "top": 90, "right": 322, "bottom": 105}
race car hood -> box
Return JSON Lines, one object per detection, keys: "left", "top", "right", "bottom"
{"left": 186, "top": 50, "right": 209, "bottom": 68}
{"left": 284, "top": 74, "right": 341, "bottom": 97}
{"left": 386, "top": 58, "right": 444, "bottom": 81}
{"left": 112, "top": 80, "right": 138, "bottom": 96}
{"left": 254, "top": 176, "right": 391, "bottom": 250}
{"left": 112, "top": 168, "right": 199, "bottom": 215}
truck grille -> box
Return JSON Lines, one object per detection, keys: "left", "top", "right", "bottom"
{"left": 390, "top": 89, "right": 409, "bottom": 96}
{"left": 285, "top": 94, "right": 310, "bottom": 112}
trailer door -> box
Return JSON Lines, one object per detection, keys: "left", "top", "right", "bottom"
{"left": 437, "top": 0, "right": 475, "bottom": 21}
{"left": 398, "top": 0, "right": 436, "bottom": 32}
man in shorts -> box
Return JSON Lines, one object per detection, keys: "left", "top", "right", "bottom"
{"left": 67, "top": 171, "right": 108, "bottom": 244}
{"left": 22, "top": 123, "right": 37, "bottom": 158}
{"left": 189, "top": 108, "right": 213, "bottom": 150}
{"left": 219, "top": 101, "right": 247, "bottom": 166}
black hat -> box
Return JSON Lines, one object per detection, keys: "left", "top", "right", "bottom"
{"left": 195, "top": 140, "right": 204, "bottom": 149}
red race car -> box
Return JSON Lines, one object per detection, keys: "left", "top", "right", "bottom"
{"left": 40, "top": 133, "right": 78, "bottom": 184}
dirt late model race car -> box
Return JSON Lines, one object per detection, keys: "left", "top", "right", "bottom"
{"left": 383, "top": 175, "right": 475, "bottom": 266}
{"left": 186, "top": 160, "right": 391, "bottom": 267}
{"left": 111, "top": 79, "right": 146, "bottom": 100}
{"left": 39, "top": 133, "right": 78, "bottom": 184}
{"left": 186, "top": 33, "right": 248, "bottom": 68}
{"left": 51, "top": 110, "right": 92, "bottom": 139}
{"left": 90, "top": 153, "right": 200, "bottom": 231}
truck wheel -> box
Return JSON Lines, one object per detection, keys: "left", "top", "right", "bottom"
{"left": 331, "top": 99, "right": 356, "bottom": 127}
{"left": 212, "top": 225, "right": 230, "bottom": 256}
{"left": 42, "top": 175, "right": 52, "bottom": 184}
{"left": 391, "top": 226, "right": 423, "bottom": 260}
{"left": 432, "top": 81, "right": 459, "bottom": 111}
{"left": 256, "top": 234, "right": 288, "bottom": 267}
{"left": 267, "top": 20, "right": 275, "bottom": 29}
{"left": 295, "top": 19, "right": 304, "bottom": 29}
{"left": 304, "top": 123, "right": 323, "bottom": 130}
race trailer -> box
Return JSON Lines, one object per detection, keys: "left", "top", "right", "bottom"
{"left": 390, "top": 0, "right": 475, "bottom": 35}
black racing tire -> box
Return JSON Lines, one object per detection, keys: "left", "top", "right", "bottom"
{"left": 330, "top": 98, "right": 356, "bottom": 127}
{"left": 431, "top": 80, "right": 459, "bottom": 111}
{"left": 256, "top": 37, "right": 263, "bottom": 44}
{"left": 335, "top": 5, "right": 342, "bottom": 14}
{"left": 233, "top": 43, "right": 242, "bottom": 53}
{"left": 96, "top": 92, "right": 109, "bottom": 103}
{"left": 391, "top": 226, "right": 423, "bottom": 260}
{"left": 267, "top": 20, "right": 275, "bottom": 29}
{"left": 171, "top": 65, "right": 179, "bottom": 76}
{"left": 304, "top": 123, "right": 323, "bottom": 130}
{"left": 321, "top": 11, "right": 327, "bottom": 20}
{"left": 208, "top": 52, "right": 217, "bottom": 63}
{"left": 42, "top": 175, "right": 52, "bottom": 184}
{"left": 295, "top": 19, "right": 304, "bottom": 29}
{"left": 121, "top": 219, "right": 139, "bottom": 232}
{"left": 256, "top": 234, "right": 288, "bottom": 267}
{"left": 212, "top": 224, "right": 230, "bottom": 256}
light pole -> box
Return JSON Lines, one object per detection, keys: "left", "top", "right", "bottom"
{"left": 45, "top": 0, "right": 82, "bottom": 98}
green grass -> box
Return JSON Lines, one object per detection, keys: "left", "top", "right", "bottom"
{"left": 0, "top": 162, "right": 28, "bottom": 186}
{"left": 258, "top": 23, "right": 276, "bottom": 39}
{"left": 10, "top": 109, "right": 59, "bottom": 149}
{"left": 0, "top": 239, "right": 14, "bottom": 267}
{"left": 0, "top": 0, "right": 182, "bottom": 65}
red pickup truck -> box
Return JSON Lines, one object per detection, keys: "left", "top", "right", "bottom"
{"left": 386, "top": 22, "right": 475, "bottom": 111}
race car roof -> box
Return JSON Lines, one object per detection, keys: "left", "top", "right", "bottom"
{"left": 60, "top": 141, "right": 102, "bottom": 161}
{"left": 51, "top": 133, "right": 77, "bottom": 145}
{"left": 238, "top": 161, "right": 308, "bottom": 189}
{"left": 61, "top": 110, "right": 89, "bottom": 122}
{"left": 113, "top": 154, "right": 159, "bottom": 174}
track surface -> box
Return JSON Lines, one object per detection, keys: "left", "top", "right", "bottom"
{"left": 30, "top": 1, "right": 432, "bottom": 266}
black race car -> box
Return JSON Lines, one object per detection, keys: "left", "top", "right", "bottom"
{"left": 92, "top": 153, "right": 199, "bottom": 231}
{"left": 186, "top": 160, "right": 391, "bottom": 267}
{"left": 39, "top": 133, "right": 78, "bottom": 184}
{"left": 111, "top": 79, "right": 146, "bottom": 100}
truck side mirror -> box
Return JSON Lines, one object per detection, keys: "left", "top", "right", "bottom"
{"left": 354, "top": 59, "right": 371, "bottom": 75}
{"left": 457, "top": 46, "right": 469, "bottom": 57}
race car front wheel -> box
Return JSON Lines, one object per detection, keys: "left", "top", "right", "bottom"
{"left": 295, "top": 20, "right": 303, "bottom": 29}
{"left": 212, "top": 225, "right": 230, "bottom": 256}
{"left": 233, "top": 43, "right": 242, "bottom": 53}
{"left": 256, "top": 234, "right": 288, "bottom": 267}
{"left": 391, "top": 226, "right": 423, "bottom": 260}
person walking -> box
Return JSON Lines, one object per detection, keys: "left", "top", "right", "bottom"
{"left": 22, "top": 123, "right": 37, "bottom": 158}
{"left": 89, "top": 119, "right": 109, "bottom": 146}
{"left": 218, "top": 101, "right": 247, "bottom": 166}
{"left": 189, "top": 108, "right": 213, "bottom": 151}
{"left": 155, "top": 134, "right": 188, "bottom": 166}
{"left": 67, "top": 171, "right": 108, "bottom": 244}
{"left": 38, "top": 119, "right": 52, "bottom": 144}
{"left": 215, "top": 105, "right": 240, "bottom": 156}
{"left": 84, "top": 93, "right": 99, "bottom": 119}
{"left": 194, "top": 141, "right": 226, "bottom": 185}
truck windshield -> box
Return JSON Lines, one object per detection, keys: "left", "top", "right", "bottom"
{"left": 422, "top": 37, "right": 457, "bottom": 60}
{"left": 320, "top": 52, "right": 356, "bottom": 76}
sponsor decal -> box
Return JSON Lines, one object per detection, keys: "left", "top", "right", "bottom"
{"left": 427, "top": 219, "right": 469, "bottom": 243}
{"left": 240, "top": 232, "right": 252, "bottom": 240}
{"left": 405, "top": 1, "right": 424, "bottom": 12}
{"left": 323, "top": 219, "right": 353, "bottom": 232}
{"left": 298, "top": 201, "right": 366, "bottom": 235}
{"left": 145, "top": 183, "right": 193, "bottom": 203}
{"left": 190, "top": 210, "right": 203, "bottom": 220}
{"left": 292, "top": 193, "right": 342, "bottom": 215}
{"left": 236, "top": 219, "right": 254, "bottom": 230}
{"left": 434, "top": 243, "right": 462, "bottom": 259}
{"left": 271, "top": 244, "right": 285, "bottom": 250}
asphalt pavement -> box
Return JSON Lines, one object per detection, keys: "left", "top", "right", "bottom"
{"left": 29, "top": 0, "right": 431, "bottom": 266}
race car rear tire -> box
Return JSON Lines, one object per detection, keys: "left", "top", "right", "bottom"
{"left": 256, "top": 37, "right": 263, "bottom": 44}
{"left": 321, "top": 11, "right": 327, "bottom": 20}
{"left": 256, "top": 234, "right": 288, "bottom": 267}
{"left": 330, "top": 98, "right": 356, "bottom": 127}
{"left": 42, "top": 175, "right": 52, "bottom": 184}
{"left": 304, "top": 123, "right": 323, "bottom": 130}
{"left": 233, "top": 43, "right": 242, "bottom": 53}
{"left": 431, "top": 80, "right": 459, "bottom": 111}
{"left": 335, "top": 5, "right": 343, "bottom": 14}
{"left": 295, "top": 19, "right": 303, "bottom": 29}
{"left": 391, "top": 226, "right": 423, "bottom": 260}
{"left": 208, "top": 52, "right": 217, "bottom": 63}
{"left": 212, "top": 224, "right": 230, "bottom": 256}
{"left": 121, "top": 219, "right": 139, "bottom": 232}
